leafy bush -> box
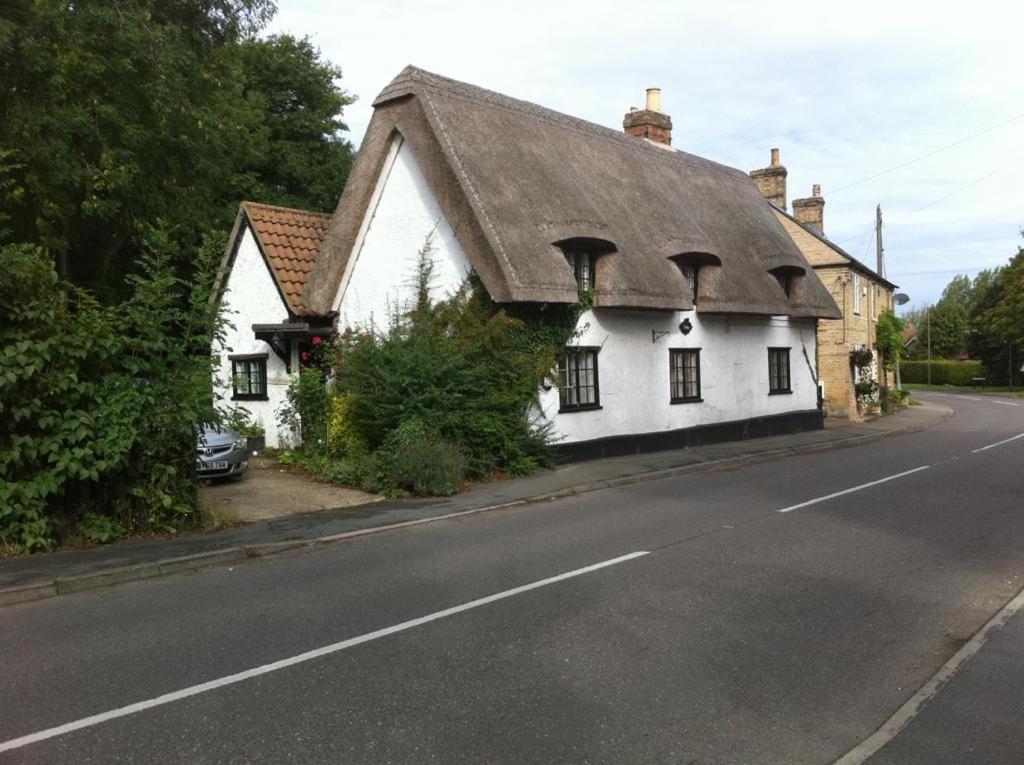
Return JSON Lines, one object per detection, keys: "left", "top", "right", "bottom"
{"left": 379, "top": 419, "right": 467, "bottom": 497}
{"left": 279, "top": 367, "right": 329, "bottom": 453}
{"left": 0, "top": 236, "right": 222, "bottom": 552}
{"left": 900, "top": 360, "right": 986, "bottom": 385}
{"left": 326, "top": 392, "right": 367, "bottom": 457}
{"left": 78, "top": 513, "right": 126, "bottom": 545}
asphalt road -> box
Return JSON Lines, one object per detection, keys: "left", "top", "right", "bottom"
{"left": 3, "top": 392, "right": 1023, "bottom": 763}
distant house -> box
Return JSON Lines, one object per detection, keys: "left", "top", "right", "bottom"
{"left": 216, "top": 67, "right": 842, "bottom": 457}
{"left": 750, "top": 150, "right": 898, "bottom": 419}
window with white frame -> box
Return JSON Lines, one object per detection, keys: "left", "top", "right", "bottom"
{"left": 558, "top": 348, "right": 600, "bottom": 411}
{"left": 670, "top": 349, "right": 701, "bottom": 403}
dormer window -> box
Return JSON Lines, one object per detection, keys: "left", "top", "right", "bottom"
{"left": 769, "top": 266, "right": 804, "bottom": 300}
{"left": 565, "top": 249, "right": 594, "bottom": 292}
{"left": 774, "top": 272, "right": 790, "bottom": 296}
{"left": 683, "top": 265, "right": 698, "bottom": 301}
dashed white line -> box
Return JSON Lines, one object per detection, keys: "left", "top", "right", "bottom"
{"left": 992, "top": 400, "right": 1020, "bottom": 406}
{"left": 777, "top": 466, "right": 932, "bottom": 513}
{"left": 972, "top": 432, "right": 1024, "bottom": 453}
{"left": 0, "top": 551, "right": 650, "bottom": 753}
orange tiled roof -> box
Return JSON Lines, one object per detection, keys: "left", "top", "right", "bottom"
{"left": 242, "top": 201, "right": 331, "bottom": 316}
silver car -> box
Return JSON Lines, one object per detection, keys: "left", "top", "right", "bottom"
{"left": 195, "top": 426, "right": 248, "bottom": 479}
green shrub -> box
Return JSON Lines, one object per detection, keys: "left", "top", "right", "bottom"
{"left": 326, "top": 392, "right": 367, "bottom": 457}
{"left": 900, "top": 360, "right": 986, "bottom": 385}
{"left": 380, "top": 419, "right": 466, "bottom": 497}
{"left": 78, "top": 513, "right": 126, "bottom": 544}
{"left": 0, "top": 235, "right": 222, "bottom": 552}
{"left": 279, "top": 367, "right": 329, "bottom": 453}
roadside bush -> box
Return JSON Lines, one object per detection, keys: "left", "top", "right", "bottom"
{"left": 326, "top": 392, "right": 367, "bottom": 457}
{"left": 379, "top": 419, "right": 467, "bottom": 497}
{"left": 900, "top": 360, "right": 986, "bottom": 385}
{"left": 0, "top": 235, "right": 222, "bottom": 552}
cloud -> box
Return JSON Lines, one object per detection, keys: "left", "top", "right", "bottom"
{"left": 267, "top": 0, "right": 1024, "bottom": 306}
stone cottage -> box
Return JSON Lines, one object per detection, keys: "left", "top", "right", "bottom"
{"left": 750, "top": 150, "right": 898, "bottom": 418}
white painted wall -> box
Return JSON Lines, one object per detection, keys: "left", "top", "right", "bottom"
{"left": 538, "top": 311, "right": 820, "bottom": 445}
{"left": 333, "top": 134, "right": 471, "bottom": 330}
{"left": 332, "top": 134, "right": 821, "bottom": 449}
{"left": 214, "top": 227, "right": 296, "bottom": 448}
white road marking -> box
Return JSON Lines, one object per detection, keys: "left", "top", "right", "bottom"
{"left": 0, "top": 551, "right": 649, "bottom": 753}
{"left": 972, "top": 432, "right": 1024, "bottom": 453}
{"left": 777, "top": 466, "right": 931, "bottom": 513}
{"left": 992, "top": 400, "right": 1020, "bottom": 406}
{"left": 960, "top": 396, "right": 985, "bottom": 401}
{"left": 835, "top": 583, "right": 1024, "bottom": 764}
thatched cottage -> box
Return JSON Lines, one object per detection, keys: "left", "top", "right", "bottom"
{"left": 214, "top": 66, "right": 841, "bottom": 458}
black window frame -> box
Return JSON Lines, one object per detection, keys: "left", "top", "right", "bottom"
{"left": 564, "top": 248, "right": 596, "bottom": 292}
{"left": 669, "top": 348, "right": 702, "bottom": 403}
{"left": 768, "top": 347, "right": 792, "bottom": 395}
{"left": 557, "top": 347, "right": 601, "bottom": 412}
{"left": 231, "top": 354, "right": 268, "bottom": 401}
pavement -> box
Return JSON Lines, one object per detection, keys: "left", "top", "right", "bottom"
{"left": 0, "top": 401, "right": 950, "bottom": 605}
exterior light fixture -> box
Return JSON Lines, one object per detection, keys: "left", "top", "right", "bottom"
{"left": 679, "top": 318, "right": 693, "bottom": 335}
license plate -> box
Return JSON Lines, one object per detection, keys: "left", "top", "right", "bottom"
{"left": 197, "top": 460, "right": 229, "bottom": 471}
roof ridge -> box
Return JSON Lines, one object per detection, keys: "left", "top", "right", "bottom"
{"left": 375, "top": 66, "right": 748, "bottom": 182}
{"left": 242, "top": 200, "right": 332, "bottom": 219}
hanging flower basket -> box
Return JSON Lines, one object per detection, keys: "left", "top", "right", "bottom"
{"left": 850, "top": 348, "right": 874, "bottom": 369}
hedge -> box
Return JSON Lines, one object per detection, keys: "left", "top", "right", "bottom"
{"left": 900, "top": 360, "right": 986, "bottom": 385}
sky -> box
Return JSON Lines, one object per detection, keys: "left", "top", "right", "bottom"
{"left": 268, "top": 0, "right": 1023, "bottom": 311}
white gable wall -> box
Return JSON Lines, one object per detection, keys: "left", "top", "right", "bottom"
{"left": 332, "top": 134, "right": 471, "bottom": 330}
{"left": 214, "top": 226, "right": 295, "bottom": 448}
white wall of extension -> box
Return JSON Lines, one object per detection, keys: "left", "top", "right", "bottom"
{"left": 537, "top": 310, "right": 820, "bottom": 445}
{"left": 333, "top": 138, "right": 820, "bottom": 448}
{"left": 214, "top": 227, "right": 295, "bottom": 448}
{"left": 332, "top": 134, "right": 471, "bottom": 330}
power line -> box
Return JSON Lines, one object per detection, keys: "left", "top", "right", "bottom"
{"left": 829, "top": 111, "right": 1024, "bottom": 196}
{"left": 892, "top": 152, "right": 1024, "bottom": 224}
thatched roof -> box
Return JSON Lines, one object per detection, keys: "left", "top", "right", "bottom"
{"left": 304, "top": 66, "right": 841, "bottom": 319}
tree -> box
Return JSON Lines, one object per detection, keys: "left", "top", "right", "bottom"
{"left": 234, "top": 35, "right": 356, "bottom": 213}
{"left": 0, "top": 1, "right": 354, "bottom": 300}
{"left": 974, "top": 243, "right": 1024, "bottom": 383}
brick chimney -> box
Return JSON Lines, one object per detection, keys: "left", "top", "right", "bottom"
{"left": 792, "top": 184, "right": 825, "bottom": 233}
{"left": 623, "top": 88, "right": 672, "bottom": 146}
{"left": 749, "top": 148, "right": 788, "bottom": 209}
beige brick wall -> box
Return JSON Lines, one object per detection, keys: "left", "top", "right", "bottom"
{"left": 775, "top": 211, "right": 894, "bottom": 419}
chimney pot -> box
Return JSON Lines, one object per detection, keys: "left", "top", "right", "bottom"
{"left": 645, "top": 87, "right": 662, "bottom": 112}
{"left": 749, "top": 148, "right": 788, "bottom": 210}
{"left": 792, "top": 186, "right": 825, "bottom": 233}
{"left": 623, "top": 89, "right": 672, "bottom": 146}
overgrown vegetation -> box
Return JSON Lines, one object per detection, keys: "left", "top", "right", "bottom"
{"left": 279, "top": 245, "right": 581, "bottom": 497}
{"left": 0, "top": 237, "right": 223, "bottom": 552}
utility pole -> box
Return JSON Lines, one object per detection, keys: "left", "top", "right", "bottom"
{"left": 927, "top": 307, "right": 932, "bottom": 385}
{"left": 876, "top": 205, "right": 885, "bottom": 279}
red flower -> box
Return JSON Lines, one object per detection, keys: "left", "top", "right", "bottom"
{"left": 311, "top": 336, "right": 323, "bottom": 345}
{"left": 301, "top": 351, "right": 310, "bottom": 361}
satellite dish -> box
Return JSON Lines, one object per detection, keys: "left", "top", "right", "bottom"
{"left": 894, "top": 293, "right": 910, "bottom": 305}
